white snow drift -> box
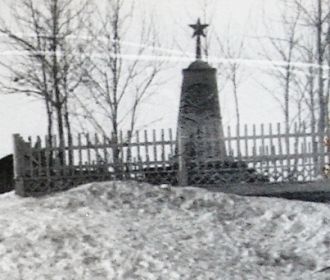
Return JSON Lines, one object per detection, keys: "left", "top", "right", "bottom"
{"left": 0, "top": 181, "right": 330, "bottom": 279}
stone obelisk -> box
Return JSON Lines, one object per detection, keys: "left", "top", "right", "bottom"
{"left": 177, "top": 18, "right": 226, "bottom": 185}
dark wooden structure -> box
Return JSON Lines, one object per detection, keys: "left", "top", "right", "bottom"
{"left": 0, "top": 154, "right": 14, "bottom": 193}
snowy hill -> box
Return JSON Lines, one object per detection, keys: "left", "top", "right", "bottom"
{"left": 1, "top": 181, "right": 330, "bottom": 279}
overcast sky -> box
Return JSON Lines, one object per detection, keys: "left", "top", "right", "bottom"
{"left": 0, "top": 0, "right": 292, "bottom": 157}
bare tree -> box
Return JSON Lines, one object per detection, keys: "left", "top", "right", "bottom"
{"left": 0, "top": 0, "right": 91, "bottom": 165}
{"left": 257, "top": 0, "right": 330, "bottom": 177}
{"left": 258, "top": 1, "right": 302, "bottom": 168}
{"left": 78, "top": 0, "right": 164, "bottom": 168}
{"left": 290, "top": 33, "right": 320, "bottom": 174}
{"left": 215, "top": 30, "right": 246, "bottom": 158}
{"left": 294, "top": 0, "right": 330, "bottom": 173}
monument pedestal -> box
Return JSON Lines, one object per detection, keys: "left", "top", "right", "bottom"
{"left": 177, "top": 60, "right": 227, "bottom": 185}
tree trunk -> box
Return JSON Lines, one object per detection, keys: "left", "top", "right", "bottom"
{"left": 326, "top": 0, "right": 330, "bottom": 138}
{"left": 284, "top": 63, "right": 291, "bottom": 179}
{"left": 232, "top": 70, "right": 241, "bottom": 159}
{"left": 308, "top": 65, "right": 318, "bottom": 176}
{"left": 326, "top": 42, "right": 330, "bottom": 138}
{"left": 52, "top": 0, "right": 65, "bottom": 166}
{"left": 317, "top": 0, "right": 325, "bottom": 175}
{"left": 111, "top": 13, "right": 121, "bottom": 178}
{"left": 64, "top": 101, "right": 73, "bottom": 167}
{"left": 111, "top": 118, "right": 121, "bottom": 179}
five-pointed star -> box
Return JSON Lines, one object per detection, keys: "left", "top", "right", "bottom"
{"left": 189, "top": 18, "right": 209, "bottom": 38}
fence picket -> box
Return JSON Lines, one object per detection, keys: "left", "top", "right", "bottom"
{"left": 236, "top": 124, "right": 241, "bottom": 159}
{"left": 45, "top": 135, "right": 50, "bottom": 180}
{"left": 126, "top": 131, "right": 132, "bottom": 176}
{"left": 36, "top": 136, "right": 42, "bottom": 177}
{"left": 78, "top": 134, "right": 83, "bottom": 175}
{"left": 276, "top": 123, "right": 284, "bottom": 179}
{"left": 153, "top": 129, "right": 157, "bottom": 163}
{"left": 301, "top": 122, "right": 308, "bottom": 180}
{"left": 169, "top": 128, "right": 174, "bottom": 158}
{"left": 119, "top": 131, "right": 124, "bottom": 178}
{"left": 227, "top": 126, "right": 233, "bottom": 157}
{"left": 308, "top": 142, "right": 312, "bottom": 180}
{"left": 161, "top": 129, "right": 166, "bottom": 169}
{"left": 95, "top": 134, "right": 100, "bottom": 173}
{"left": 28, "top": 136, "right": 33, "bottom": 177}
{"left": 292, "top": 122, "right": 299, "bottom": 178}
{"left": 252, "top": 124, "right": 257, "bottom": 169}
{"left": 102, "top": 134, "right": 108, "bottom": 166}
{"left": 302, "top": 122, "right": 307, "bottom": 161}
{"left": 269, "top": 123, "right": 277, "bottom": 179}
{"left": 127, "top": 131, "right": 132, "bottom": 161}
{"left": 71, "top": 136, "right": 76, "bottom": 175}
{"left": 144, "top": 130, "right": 150, "bottom": 169}
{"left": 136, "top": 131, "right": 141, "bottom": 162}
{"left": 261, "top": 124, "right": 265, "bottom": 158}
{"left": 86, "top": 133, "right": 91, "bottom": 174}
{"left": 244, "top": 124, "right": 248, "bottom": 158}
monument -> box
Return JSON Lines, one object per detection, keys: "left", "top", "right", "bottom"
{"left": 176, "top": 19, "right": 268, "bottom": 186}
{"left": 177, "top": 18, "right": 227, "bottom": 185}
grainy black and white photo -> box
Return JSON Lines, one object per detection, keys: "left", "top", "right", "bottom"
{"left": 0, "top": 0, "right": 329, "bottom": 279}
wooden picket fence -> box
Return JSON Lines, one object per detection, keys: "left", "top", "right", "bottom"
{"left": 13, "top": 129, "right": 178, "bottom": 196}
{"left": 13, "top": 122, "right": 330, "bottom": 196}
{"left": 219, "top": 122, "right": 328, "bottom": 183}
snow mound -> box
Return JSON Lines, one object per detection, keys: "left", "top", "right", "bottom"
{"left": 1, "top": 181, "right": 330, "bottom": 279}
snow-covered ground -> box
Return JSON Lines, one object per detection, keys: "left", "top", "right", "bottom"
{"left": 0, "top": 181, "right": 330, "bottom": 279}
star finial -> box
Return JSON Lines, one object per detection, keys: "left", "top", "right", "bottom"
{"left": 189, "top": 18, "right": 209, "bottom": 60}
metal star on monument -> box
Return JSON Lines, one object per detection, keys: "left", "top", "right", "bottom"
{"left": 189, "top": 18, "right": 209, "bottom": 38}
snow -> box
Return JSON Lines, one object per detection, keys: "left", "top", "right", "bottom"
{"left": 1, "top": 181, "right": 330, "bottom": 279}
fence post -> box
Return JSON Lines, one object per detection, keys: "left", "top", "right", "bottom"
{"left": 13, "top": 134, "right": 26, "bottom": 196}
{"left": 177, "top": 130, "right": 188, "bottom": 186}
